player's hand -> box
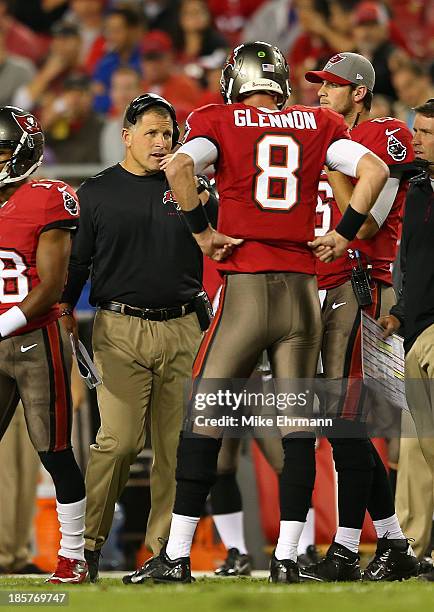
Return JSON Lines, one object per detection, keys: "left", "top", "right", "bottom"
{"left": 195, "top": 227, "right": 243, "bottom": 261}
{"left": 377, "top": 314, "right": 401, "bottom": 338}
{"left": 59, "top": 303, "right": 79, "bottom": 348}
{"left": 308, "top": 230, "right": 349, "bottom": 262}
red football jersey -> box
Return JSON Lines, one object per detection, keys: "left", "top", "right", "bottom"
{"left": 316, "top": 117, "right": 414, "bottom": 289}
{"left": 184, "top": 102, "right": 350, "bottom": 274}
{"left": 0, "top": 179, "right": 79, "bottom": 335}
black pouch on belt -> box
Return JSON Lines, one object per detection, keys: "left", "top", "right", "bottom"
{"left": 193, "top": 291, "right": 213, "bottom": 331}
{"left": 350, "top": 249, "right": 373, "bottom": 307}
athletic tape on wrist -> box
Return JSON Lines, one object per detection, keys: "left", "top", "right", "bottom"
{"left": 335, "top": 204, "right": 368, "bottom": 241}
{"left": 0, "top": 306, "right": 27, "bottom": 337}
{"left": 183, "top": 201, "right": 209, "bottom": 234}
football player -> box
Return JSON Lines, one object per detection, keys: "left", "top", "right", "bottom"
{"left": 299, "top": 53, "right": 419, "bottom": 582}
{"left": 0, "top": 107, "right": 87, "bottom": 583}
{"left": 123, "top": 41, "right": 388, "bottom": 585}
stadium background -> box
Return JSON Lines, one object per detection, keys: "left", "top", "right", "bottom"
{"left": 1, "top": 0, "right": 433, "bottom": 574}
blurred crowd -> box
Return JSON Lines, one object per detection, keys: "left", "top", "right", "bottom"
{"left": 1, "top": 0, "right": 433, "bottom": 165}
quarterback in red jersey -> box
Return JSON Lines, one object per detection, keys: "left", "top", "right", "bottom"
{"left": 0, "top": 107, "right": 88, "bottom": 584}
{"left": 123, "top": 42, "right": 388, "bottom": 587}
{"left": 299, "top": 53, "right": 419, "bottom": 583}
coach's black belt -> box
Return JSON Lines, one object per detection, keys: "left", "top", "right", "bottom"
{"left": 98, "top": 300, "right": 195, "bottom": 321}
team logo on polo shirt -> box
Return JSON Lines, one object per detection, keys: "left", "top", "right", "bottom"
{"left": 163, "top": 189, "right": 181, "bottom": 211}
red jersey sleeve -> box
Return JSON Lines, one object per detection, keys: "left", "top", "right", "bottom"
{"left": 34, "top": 181, "right": 80, "bottom": 235}
{"left": 183, "top": 104, "right": 222, "bottom": 151}
{"left": 351, "top": 118, "right": 414, "bottom": 167}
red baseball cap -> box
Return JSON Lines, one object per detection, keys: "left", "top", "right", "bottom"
{"left": 141, "top": 30, "right": 173, "bottom": 57}
{"left": 354, "top": 2, "right": 389, "bottom": 26}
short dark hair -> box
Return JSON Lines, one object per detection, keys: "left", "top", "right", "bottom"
{"left": 351, "top": 84, "right": 373, "bottom": 111}
{"left": 123, "top": 104, "right": 171, "bottom": 129}
{"left": 107, "top": 7, "right": 141, "bottom": 28}
{"left": 414, "top": 99, "right": 434, "bottom": 118}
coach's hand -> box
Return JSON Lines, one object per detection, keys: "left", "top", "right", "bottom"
{"left": 59, "top": 303, "right": 79, "bottom": 349}
{"left": 378, "top": 314, "right": 401, "bottom": 339}
{"left": 194, "top": 227, "right": 243, "bottom": 261}
{"left": 308, "top": 230, "right": 349, "bottom": 262}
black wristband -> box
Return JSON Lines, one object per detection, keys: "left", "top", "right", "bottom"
{"left": 335, "top": 204, "right": 368, "bottom": 241}
{"left": 183, "top": 202, "right": 209, "bottom": 234}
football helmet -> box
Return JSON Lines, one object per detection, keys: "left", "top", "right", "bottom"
{"left": 0, "top": 106, "right": 44, "bottom": 186}
{"left": 220, "top": 42, "right": 291, "bottom": 110}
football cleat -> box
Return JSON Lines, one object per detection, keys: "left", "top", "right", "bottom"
{"left": 297, "top": 545, "right": 321, "bottom": 568}
{"left": 46, "top": 556, "right": 88, "bottom": 584}
{"left": 299, "top": 542, "right": 362, "bottom": 582}
{"left": 363, "top": 538, "right": 420, "bottom": 581}
{"left": 215, "top": 548, "right": 252, "bottom": 577}
{"left": 84, "top": 549, "right": 101, "bottom": 583}
{"left": 122, "top": 541, "right": 193, "bottom": 584}
{"left": 418, "top": 569, "right": 434, "bottom": 582}
{"left": 269, "top": 551, "right": 300, "bottom": 583}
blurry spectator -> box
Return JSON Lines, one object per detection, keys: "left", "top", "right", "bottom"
{"left": 289, "top": 0, "right": 344, "bottom": 104}
{"left": 44, "top": 73, "right": 104, "bottom": 164}
{"left": 242, "top": 0, "right": 298, "bottom": 55}
{"left": 208, "top": 0, "right": 266, "bottom": 46}
{"left": 142, "top": 0, "right": 180, "bottom": 36}
{"left": 92, "top": 7, "right": 143, "bottom": 114}
{"left": 141, "top": 30, "right": 202, "bottom": 116}
{"left": 12, "top": 0, "right": 68, "bottom": 34}
{"left": 0, "top": 29, "right": 35, "bottom": 106}
{"left": 0, "top": 0, "right": 47, "bottom": 64}
{"left": 383, "top": 0, "right": 434, "bottom": 60}
{"left": 370, "top": 93, "right": 394, "bottom": 119}
{"left": 196, "top": 57, "right": 226, "bottom": 107}
{"left": 393, "top": 61, "right": 434, "bottom": 127}
{"left": 13, "top": 22, "right": 83, "bottom": 113}
{"left": 353, "top": 1, "right": 408, "bottom": 100}
{"left": 100, "top": 66, "right": 142, "bottom": 166}
{"left": 68, "top": 0, "right": 106, "bottom": 74}
{"left": 174, "top": 0, "right": 228, "bottom": 76}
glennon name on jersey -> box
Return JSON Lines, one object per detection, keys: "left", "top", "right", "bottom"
{"left": 234, "top": 108, "right": 318, "bottom": 130}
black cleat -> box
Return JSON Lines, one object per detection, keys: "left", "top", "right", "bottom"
{"left": 299, "top": 542, "right": 361, "bottom": 582}
{"left": 84, "top": 549, "right": 101, "bottom": 583}
{"left": 269, "top": 551, "right": 300, "bottom": 583}
{"left": 297, "top": 545, "right": 321, "bottom": 568}
{"left": 122, "top": 540, "right": 193, "bottom": 584}
{"left": 419, "top": 569, "right": 434, "bottom": 582}
{"left": 214, "top": 548, "right": 252, "bottom": 577}
{"left": 363, "top": 538, "right": 420, "bottom": 582}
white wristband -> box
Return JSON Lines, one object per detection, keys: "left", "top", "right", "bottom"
{"left": 0, "top": 306, "right": 28, "bottom": 337}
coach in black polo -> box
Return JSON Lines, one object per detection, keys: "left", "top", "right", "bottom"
{"left": 60, "top": 94, "right": 217, "bottom": 581}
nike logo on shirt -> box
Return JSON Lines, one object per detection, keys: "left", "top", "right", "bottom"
{"left": 385, "top": 128, "right": 400, "bottom": 136}
{"left": 331, "top": 302, "right": 346, "bottom": 310}
{"left": 20, "top": 343, "right": 38, "bottom": 353}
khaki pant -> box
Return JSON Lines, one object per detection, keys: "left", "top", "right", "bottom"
{"left": 396, "top": 411, "right": 434, "bottom": 558}
{"left": 0, "top": 404, "right": 40, "bottom": 571}
{"left": 85, "top": 309, "right": 202, "bottom": 554}
{"left": 405, "top": 323, "right": 434, "bottom": 470}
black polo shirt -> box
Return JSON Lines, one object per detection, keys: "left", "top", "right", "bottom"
{"left": 391, "top": 173, "right": 434, "bottom": 352}
{"left": 62, "top": 164, "right": 218, "bottom": 309}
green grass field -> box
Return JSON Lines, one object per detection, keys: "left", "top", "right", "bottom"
{"left": 0, "top": 577, "right": 433, "bottom": 612}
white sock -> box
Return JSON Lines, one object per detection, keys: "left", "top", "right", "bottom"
{"left": 373, "top": 514, "right": 405, "bottom": 540}
{"left": 56, "top": 497, "right": 86, "bottom": 561}
{"left": 165, "top": 514, "right": 199, "bottom": 560}
{"left": 275, "top": 521, "right": 305, "bottom": 562}
{"left": 213, "top": 511, "right": 248, "bottom": 555}
{"left": 335, "top": 527, "right": 361, "bottom": 554}
{"left": 297, "top": 508, "right": 315, "bottom": 555}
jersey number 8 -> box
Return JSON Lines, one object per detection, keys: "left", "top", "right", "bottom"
{"left": 253, "top": 134, "right": 301, "bottom": 211}
{"left": 0, "top": 250, "right": 30, "bottom": 303}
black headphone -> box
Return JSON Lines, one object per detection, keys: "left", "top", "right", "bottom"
{"left": 125, "top": 93, "right": 180, "bottom": 149}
